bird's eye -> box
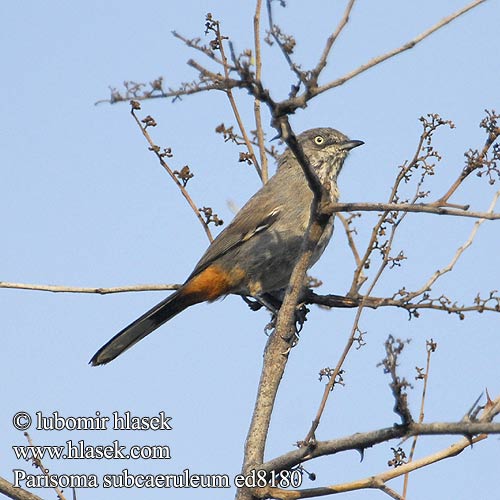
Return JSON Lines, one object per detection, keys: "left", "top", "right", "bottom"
{"left": 314, "top": 135, "right": 324, "bottom": 145}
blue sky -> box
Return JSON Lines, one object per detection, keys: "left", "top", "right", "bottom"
{"left": 1, "top": 1, "right": 499, "bottom": 499}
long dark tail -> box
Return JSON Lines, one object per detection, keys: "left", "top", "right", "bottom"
{"left": 90, "top": 287, "right": 201, "bottom": 366}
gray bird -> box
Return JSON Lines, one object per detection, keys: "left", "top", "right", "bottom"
{"left": 91, "top": 127, "right": 363, "bottom": 365}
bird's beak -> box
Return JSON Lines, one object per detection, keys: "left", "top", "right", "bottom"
{"left": 341, "top": 139, "right": 364, "bottom": 151}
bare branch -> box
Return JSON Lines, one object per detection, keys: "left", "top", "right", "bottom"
{"left": 261, "top": 419, "right": 500, "bottom": 476}
{"left": 303, "top": 188, "right": 415, "bottom": 444}
{"left": 253, "top": 0, "right": 269, "bottom": 182}
{"left": 256, "top": 397, "right": 500, "bottom": 497}
{"left": 379, "top": 336, "right": 414, "bottom": 425}
{"left": 265, "top": 0, "right": 305, "bottom": 86}
{"left": 333, "top": 201, "right": 500, "bottom": 220}
{"left": 0, "top": 282, "right": 179, "bottom": 294}
{"left": 380, "top": 485, "right": 405, "bottom": 500}
{"left": 171, "top": 30, "right": 226, "bottom": 66}
{"left": 129, "top": 101, "right": 216, "bottom": 242}
{"left": 315, "top": 0, "right": 487, "bottom": 95}
{"left": 337, "top": 213, "right": 363, "bottom": 269}
{"left": 402, "top": 339, "right": 437, "bottom": 497}
{"left": 0, "top": 477, "right": 46, "bottom": 500}
{"left": 240, "top": 117, "right": 337, "bottom": 500}
{"left": 397, "top": 190, "right": 500, "bottom": 303}
{"left": 310, "top": 0, "right": 357, "bottom": 83}
{"left": 437, "top": 110, "right": 500, "bottom": 203}
{"left": 305, "top": 289, "right": 500, "bottom": 316}
{"left": 205, "top": 15, "right": 263, "bottom": 180}
{"left": 23, "top": 433, "right": 67, "bottom": 500}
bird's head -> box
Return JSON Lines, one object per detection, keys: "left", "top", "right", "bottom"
{"left": 279, "top": 127, "right": 363, "bottom": 196}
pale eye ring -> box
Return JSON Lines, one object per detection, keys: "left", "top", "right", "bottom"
{"left": 314, "top": 135, "right": 324, "bottom": 145}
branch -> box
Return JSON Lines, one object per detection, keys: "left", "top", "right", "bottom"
{"left": 255, "top": 397, "right": 500, "bottom": 499}
{"left": 315, "top": 0, "right": 487, "bottom": 95}
{"left": 305, "top": 290, "right": 500, "bottom": 316}
{"left": 238, "top": 117, "right": 339, "bottom": 500}
{"left": 402, "top": 340, "right": 437, "bottom": 497}
{"left": 171, "top": 31, "right": 226, "bottom": 66}
{"left": 255, "top": 398, "right": 500, "bottom": 498}
{"left": 0, "top": 476, "right": 44, "bottom": 500}
{"left": 205, "top": 15, "right": 263, "bottom": 180}
{"left": 437, "top": 110, "right": 500, "bottom": 203}
{"left": 258, "top": 433, "right": 489, "bottom": 499}
{"left": 303, "top": 192, "right": 414, "bottom": 444}
{"left": 395, "top": 190, "right": 500, "bottom": 304}
{"left": 310, "top": 0, "right": 357, "bottom": 83}
{"left": 0, "top": 281, "right": 179, "bottom": 294}
{"left": 260, "top": 420, "right": 500, "bottom": 475}
{"left": 265, "top": 0, "right": 305, "bottom": 85}
{"left": 253, "top": 0, "right": 269, "bottom": 182}
{"left": 379, "top": 336, "right": 414, "bottom": 425}
{"left": 129, "top": 102, "right": 217, "bottom": 242}
{"left": 332, "top": 201, "right": 500, "bottom": 220}
{"left": 22, "top": 433, "right": 66, "bottom": 500}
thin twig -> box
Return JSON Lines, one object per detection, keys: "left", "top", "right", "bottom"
{"left": 257, "top": 435, "right": 489, "bottom": 498}
{"left": 337, "top": 213, "right": 363, "bottom": 268}
{"left": 311, "top": 0, "right": 357, "bottom": 82}
{"left": 130, "top": 105, "right": 214, "bottom": 242}
{"left": 315, "top": 0, "right": 487, "bottom": 95}
{"left": 0, "top": 282, "right": 180, "bottom": 294}
{"left": 401, "top": 191, "right": 500, "bottom": 302}
{"left": 253, "top": 0, "right": 269, "bottom": 183}
{"left": 304, "top": 196, "right": 411, "bottom": 444}
{"left": 334, "top": 201, "right": 500, "bottom": 220}
{"left": 24, "top": 433, "right": 66, "bottom": 500}
{"left": 256, "top": 398, "right": 500, "bottom": 499}
{"left": 380, "top": 485, "right": 405, "bottom": 500}
{"left": 265, "top": 0, "right": 305, "bottom": 83}
{"left": 347, "top": 123, "right": 432, "bottom": 295}
{"left": 171, "top": 30, "right": 226, "bottom": 66}
{"left": 211, "top": 17, "right": 263, "bottom": 180}
{"left": 437, "top": 123, "right": 500, "bottom": 203}
{"left": 402, "top": 340, "right": 436, "bottom": 498}
{"left": 261, "top": 420, "right": 500, "bottom": 475}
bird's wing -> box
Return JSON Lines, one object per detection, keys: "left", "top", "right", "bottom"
{"left": 187, "top": 183, "right": 283, "bottom": 280}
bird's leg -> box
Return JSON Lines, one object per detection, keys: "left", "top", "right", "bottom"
{"left": 242, "top": 291, "right": 310, "bottom": 344}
